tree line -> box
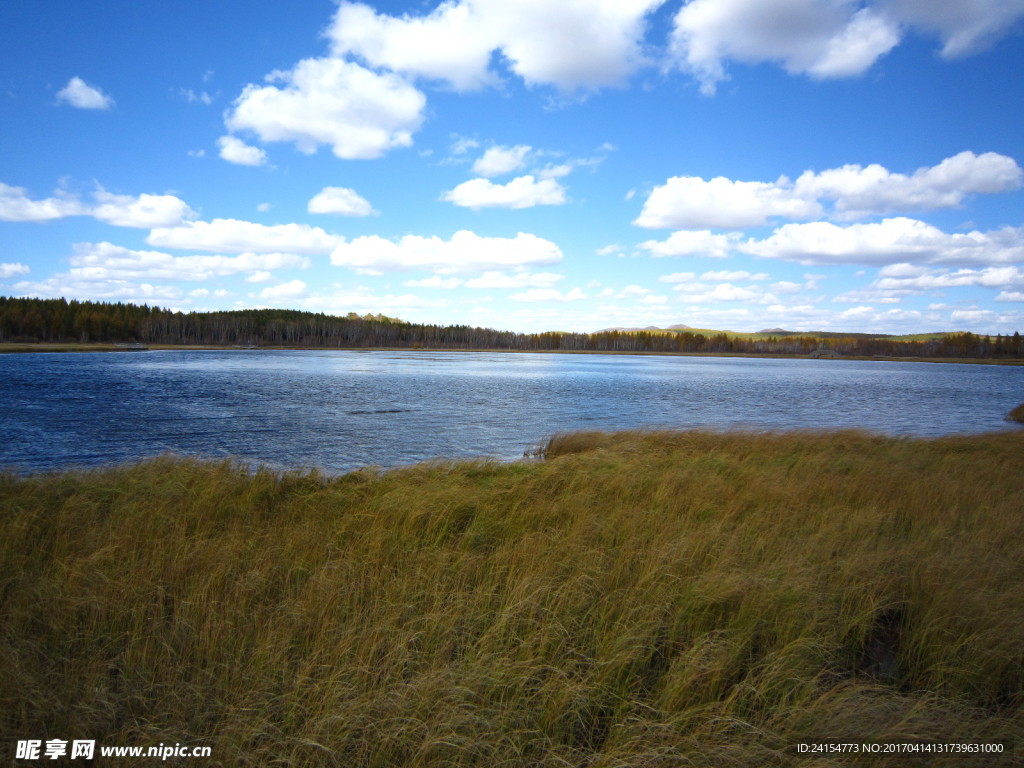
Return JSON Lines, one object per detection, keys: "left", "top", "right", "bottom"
{"left": 1, "top": 295, "right": 1022, "bottom": 359}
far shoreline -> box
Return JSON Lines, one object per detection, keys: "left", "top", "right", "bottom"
{"left": 1, "top": 341, "right": 1023, "bottom": 365}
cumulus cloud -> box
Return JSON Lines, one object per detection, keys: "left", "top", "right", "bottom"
{"left": 634, "top": 152, "right": 1021, "bottom": 229}
{"left": 657, "top": 272, "right": 697, "bottom": 283}
{"left": 668, "top": 0, "right": 1024, "bottom": 95}
{"left": 464, "top": 271, "right": 563, "bottom": 288}
{"left": 637, "top": 230, "right": 742, "bottom": 258}
{"left": 794, "top": 151, "right": 1022, "bottom": 218}
{"left": 217, "top": 136, "right": 268, "bottom": 166}
{"left": 330, "top": 230, "right": 563, "bottom": 274}
{"left": 56, "top": 77, "right": 114, "bottom": 109}
{"left": 700, "top": 269, "right": 771, "bottom": 281}
{"left": 510, "top": 287, "right": 587, "bottom": 302}
{"left": 327, "top": 0, "right": 664, "bottom": 92}
{"left": 148, "top": 218, "right": 344, "bottom": 254}
{"left": 1, "top": 183, "right": 195, "bottom": 227}
{"left": 258, "top": 280, "right": 308, "bottom": 300}
{"left": 66, "top": 242, "right": 310, "bottom": 282}
{"left": 739, "top": 218, "right": 1024, "bottom": 267}
{"left": 286, "top": 286, "right": 451, "bottom": 316}
{"left": 225, "top": 57, "right": 426, "bottom": 160}
{"left": 670, "top": 279, "right": 780, "bottom": 305}
{"left": 472, "top": 145, "right": 533, "bottom": 176}
{"left": 442, "top": 175, "right": 567, "bottom": 209}
{"left": 872, "top": 265, "right": 1024, "bottom": 292}
{"left": 669, "top": 0, "right": 899, "bottom": 94}
{"left": 634, "top": 175, "right": 822, "bottom": 228}
{"left": 877, "top": 0, "right": 1024, "bottom": 59}
{"left": 13, "top": 276, "right": 184, "bottom": 304}
{"left": 0, "top": 262, "right": 30, "bottom": 278}
{"left": 91, "top": 189, "right": 198, "bottom": 228}
{"left": 404, "top": 276, "right": 464, "bottom": 289}
{"left": 307, "top": 186, "right": 376, "bottom": 216}
{"left": 0, "top": 182, "right": 86, "bottom": 222}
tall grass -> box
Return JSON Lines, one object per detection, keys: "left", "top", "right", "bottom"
{"left": 2, "top": 429, "right": 1022, "bottom": 766}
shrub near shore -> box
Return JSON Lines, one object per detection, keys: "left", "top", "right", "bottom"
{"left": 2, "top": 429, "right": 1022, "bottom": 766}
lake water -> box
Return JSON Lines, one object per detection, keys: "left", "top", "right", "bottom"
{"left": 1, "top": 350, "right": 1021, "bottom": 473}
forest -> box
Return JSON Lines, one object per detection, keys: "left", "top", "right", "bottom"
{"left": 1, "top": 295, "right": 1022, "bottom": 359}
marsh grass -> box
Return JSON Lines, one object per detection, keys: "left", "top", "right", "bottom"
{"left": 2, "top": 430, "right": 1022, "bottom": 766}
{"left": 1008, "top": 404, "right": 1024, "bottom": 423}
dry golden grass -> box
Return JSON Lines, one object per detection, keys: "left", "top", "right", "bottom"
{"left": 2, "top": 429, "right": 1022, "bottom": 766}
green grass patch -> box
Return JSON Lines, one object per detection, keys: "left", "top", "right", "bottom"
{"left": 2, "top": 431, "right": 1022, "bottom": 765}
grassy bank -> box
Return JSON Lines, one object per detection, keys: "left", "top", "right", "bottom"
{"left": 2, "top": 430, "right": 1023, "bottom": 766}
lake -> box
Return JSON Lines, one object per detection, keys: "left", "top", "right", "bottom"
{"left": 1, "top": 349, "right": 1021, "bottom": 473}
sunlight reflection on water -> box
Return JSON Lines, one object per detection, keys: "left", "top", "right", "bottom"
{"left": 1, "top": 350, "right": 1020, "bottom": 473}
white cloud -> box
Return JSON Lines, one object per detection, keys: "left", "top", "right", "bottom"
{"left": 464, "top": 271, "right": 564, "bottom": 288}
{"left": 285, "top": 286, "right": 451, "bottom": 317}
{"left": 668, "top": 0, "right": 1024, "bottom": 95}
{"left": 873, "top": 265, "right": 1024, "bottom": 292}
{"left": 510, "top": 287, "right": 587, "bottom": 302}
{"left": 148, "top": 218, "right": 344, "bottom": 254}
{"left": 0, "top": 182, "right": 86, "bottom": 222}
{"left": 996, "top": 291, "right": 1024, "bottom": 302}
{"left": 637, "top": 230, "right": 742, "bottom": 258}
{"left": 634, "top": 175, "right": 821, "bottom": 228}
{"left": 404, "top": 276, "right": 464, "bottom": 289}
{"left": 657, "top": 272, "right": 697, "bottom": 283}
{"left": 67, "top": 242, "right": 311, "bottom": 282}
{"left": 0, "top": 262, "right": 30, "bottom": 278}
{"left": 472, "top": 145, "right": 533, "bottom": 176}
{"left": 329, "top": 0, "right": 498, "bottom": 90}
{"left": 674, "top": 282, "right": 779, "bottom": 304}
{"left": 794, "top": 151, "right": 1022, "bottom": 218}
{"left": 217, "top": 136, "right": 268, "bottom": 166}
{"left": 56, "top": 77, "right": 114, "bottom": 109}
{"left": 1, "top": 183, "right": 195, "bottom": 228}
{"left": 634, "top": 152, "right": 1022, "bottom": 231}
{"left": 327, "top": 0, "right": 664, "bottom": 92}
{"left": 180, "top": 89, "right": 213, "bottom": 105}
{"left": 13, "top": 277, "right": 184, "bottom": 304}
{"left": 225, "top": 57, "right": 426, "bottom": 160}
{"left": 450, "top": 136, "right": 480, "bottom": 155}
{"left": 700, "top": 269, "right": 770, "bottom": 281}
{"left": 246, "top": 271, "right": 274, "bottom": 283}
{"left": 770, "top": 280, "right": 804, "bottom": 294}
{"left": 877, "top": 0, "right": 1024, "bottom": 59}
{"left": 308, "top": 186, "right": 376, "bottom": 217}
{"left": 669, "top": 0, "right": 899, "bottom": 94}
{"left": 951, "top": 309, "right": 996, "bottom": 322}
{"left": 258, "top": 280, "right": 308, "bottom": 300}
{"left": 831, "top": 288, "right": 905, "bottom": 304}
{"left": 739, "top": 218, "right": 1024, "bottom": 267}
{"left": 442, "top": 175, "right": 567, "bottom": 209}
{"left": 91, "top": 189, "right": 197, "bottom": 228}
{"left": 330, "top": 230, "right": 563, "bottom": 274}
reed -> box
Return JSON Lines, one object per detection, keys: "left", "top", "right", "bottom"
{"left": 2, "top": 429, "right": 1022, "bottom": 766}
{"left": 1008, "top": 404, "right": 1024, "bottom": 423}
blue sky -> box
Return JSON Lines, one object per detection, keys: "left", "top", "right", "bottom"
{"left": 2, "top": 0, "right": 1023, "bottom": 335}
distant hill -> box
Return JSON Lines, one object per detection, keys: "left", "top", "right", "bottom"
{"left": 594, "top": 324, "right": 968, "bottom": 343}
